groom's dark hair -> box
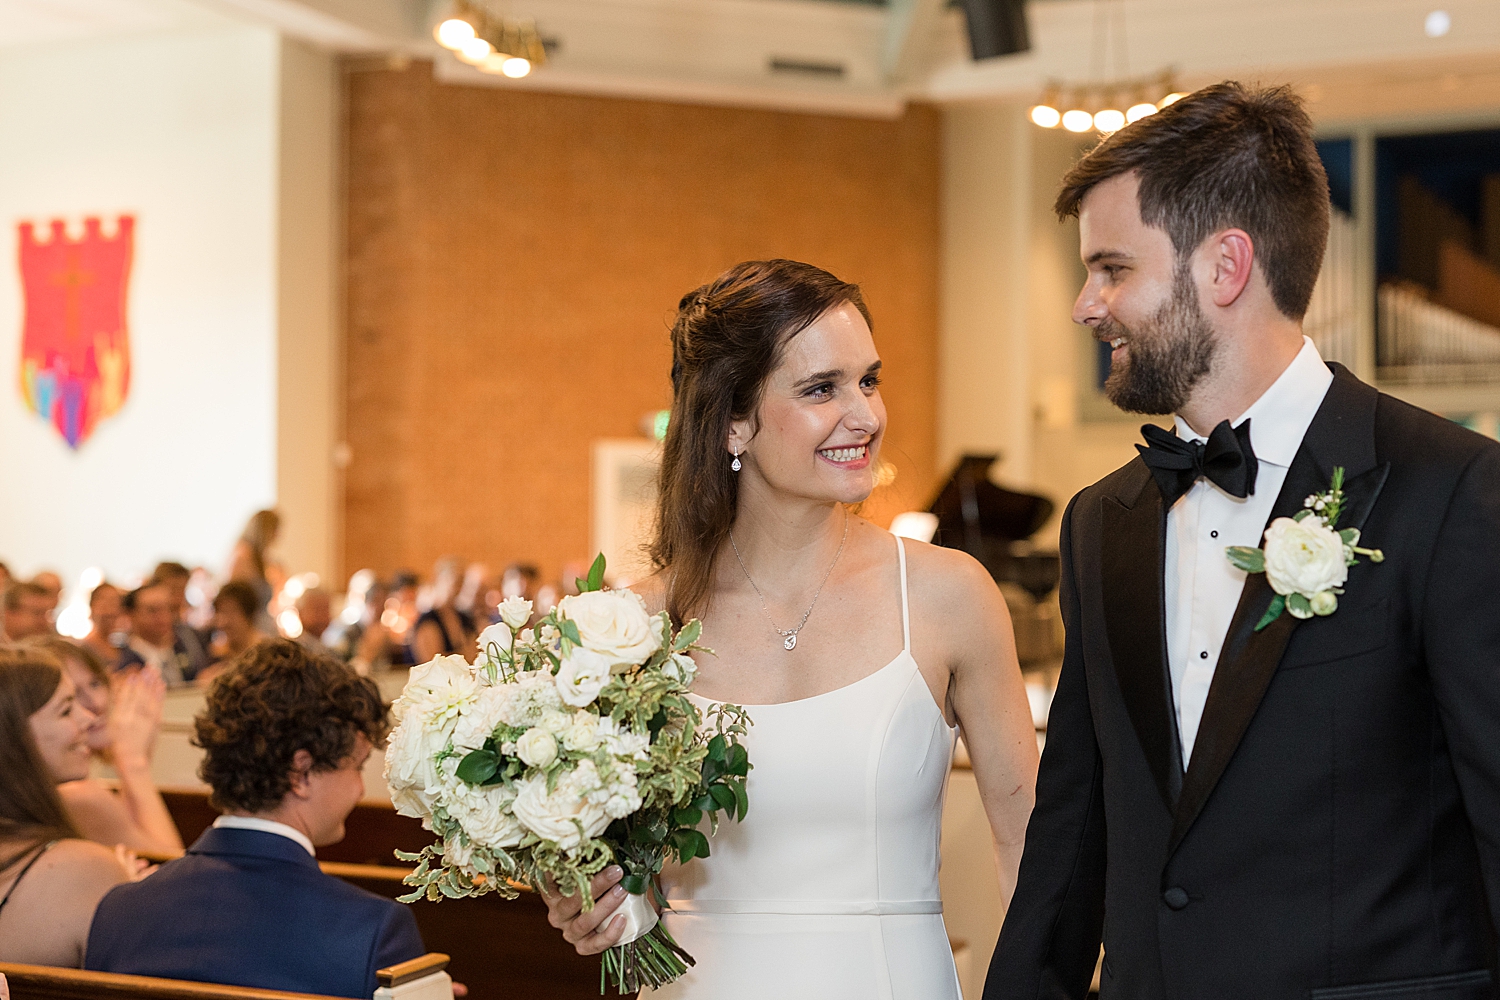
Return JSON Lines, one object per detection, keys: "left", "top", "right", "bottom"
{"left": 1055, "top": 81, "right": 1330, "bottom": 321}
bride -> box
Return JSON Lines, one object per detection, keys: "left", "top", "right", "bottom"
{"left": 542, "top": 259, "right": 1039, "bottom": 997}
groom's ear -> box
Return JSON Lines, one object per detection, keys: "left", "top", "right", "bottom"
{"left": 1202, "top": 228, "right": 1256, "bottom": 309}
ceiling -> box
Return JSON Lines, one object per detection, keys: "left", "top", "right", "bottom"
{"left": 5, "top": 0, "right": 1500, "bottom": 121}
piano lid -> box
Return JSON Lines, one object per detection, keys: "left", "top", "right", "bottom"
{"left": 928, "top": 454, "right": 1054, "bottom": 554}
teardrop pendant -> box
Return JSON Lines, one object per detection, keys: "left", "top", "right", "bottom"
{"left": 732, "top": 456, "right": 742, "bottom": 472}
{"left": 783, "top": 633, "right": 797, "bottom": 650}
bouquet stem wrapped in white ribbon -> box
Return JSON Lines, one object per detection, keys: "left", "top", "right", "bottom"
{"left": 385, "top": 555, "right": 752, "bottom": 993}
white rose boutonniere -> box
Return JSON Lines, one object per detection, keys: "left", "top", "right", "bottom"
{"left": 1227, "top": 466, "right": 1384, "bottom": 630}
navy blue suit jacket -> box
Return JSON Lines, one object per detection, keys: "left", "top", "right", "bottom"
{"left": 85, "top": 826, "right": 424, "bottom": 998}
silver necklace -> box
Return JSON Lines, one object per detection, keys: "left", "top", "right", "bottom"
{"left": 728, "top": 508, "right": 849, "bottom": 651}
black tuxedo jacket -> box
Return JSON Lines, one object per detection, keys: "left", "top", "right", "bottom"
{"left": 985, "top": 365, "right": 1500, "bottom": 1000}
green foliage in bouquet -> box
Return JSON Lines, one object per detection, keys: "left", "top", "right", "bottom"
{"left": 385, "top": 554, "right": 751, "bottom": 994}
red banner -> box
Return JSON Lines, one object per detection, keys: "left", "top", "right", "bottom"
{"left": 17, "top": 216, "right": 134, "bottom": 449}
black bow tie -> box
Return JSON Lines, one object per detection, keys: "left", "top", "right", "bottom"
{"left": 1137, "top": 419, "right": 1259, "bottom": 507}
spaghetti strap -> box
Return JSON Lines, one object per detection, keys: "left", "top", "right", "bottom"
{"left": 0, "top": 840, "right": 57, "bottom": 917}
{"left": 895, "top": 535, "right": 911, "bottom": 653}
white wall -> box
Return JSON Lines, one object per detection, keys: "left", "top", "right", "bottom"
{"left": 0, "top": 26, "right": 340, "bottom": 596}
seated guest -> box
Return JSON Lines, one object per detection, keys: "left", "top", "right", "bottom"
{"left": 85, "top": 640, "right": 424, "bottom": 997}
{"left": 80, "top": 582, "right": 124, "bottom": 666}
{"left": 32, "top": 572, "right": 63, "bottom": 630}
{"left": 150, "top": 562, "right": 211, "bottom": 679}
{"left": 3, "top": 582, "right": 53, "bottom": 642}
{"left": 324, "top": 571, "right": 393, "bottom": 675}
{"left": 202, "top": 580, "right": 263, "bottom": 683}
{"left": 25, "top": 637, "right": 184, "bottom": 856}
{"left": 410, "top": 559, "right": 474, "bottom": 664}
{"left": 117, "top": 581, "right": 198, "bottom": 686}
{"left": 0, "top": 645, "right": 134, "bottom": 967}
{"left": 294, "top": 587, "right": 334, "bottom": 655}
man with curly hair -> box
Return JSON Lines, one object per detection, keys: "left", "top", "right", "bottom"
{"left": 84, "top": 639, "right": 424, "bottom": 997}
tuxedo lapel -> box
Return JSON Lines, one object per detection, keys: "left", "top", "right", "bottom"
{"left": 1101, "top": 465, "right": 1182, "bottom": 812}
{"left": 1168, "top": 365, "right": 1386, "bottom": 854}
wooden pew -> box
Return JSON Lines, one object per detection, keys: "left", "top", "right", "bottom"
{"left": 0, "top": 955, "right": 449, "bottom": 1000}
{"left": 328, "top": 863, "right": 618, "bottom": 999}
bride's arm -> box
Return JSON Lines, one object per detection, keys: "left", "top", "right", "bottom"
{"left": 922, "top": 547, "right": 1039, "bottom": 909}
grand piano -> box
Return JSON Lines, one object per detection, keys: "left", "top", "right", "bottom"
{"left": 927, "top": 454, "right": 1062, "bottom": 668}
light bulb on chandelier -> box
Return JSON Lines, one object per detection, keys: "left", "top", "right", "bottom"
{"left": 1062, "top": 109, "right": 1095, "bottom": 133}
{"left": 457, "top": 35, "right": 493, "bottom": 64}
{"left": 1126, "top": 102, "right": 1157, "bottom": 123}
{"left": 435, "top": 18, "right": 476, "bottom": 49}
{"left": 1030, "top": 104, "right": 1061, "bottom": 128}
{"left": 1092, "top": 108, "right": 1126, "bottom": 132}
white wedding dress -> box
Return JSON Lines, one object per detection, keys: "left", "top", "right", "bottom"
{"left": 653, "top": 535, "right": 961, "bottom": 999}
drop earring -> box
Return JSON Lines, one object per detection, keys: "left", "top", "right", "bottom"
{"left": 731, "top": 445, "right": 742, "bottom": 472}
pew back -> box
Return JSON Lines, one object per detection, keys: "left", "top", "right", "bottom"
{"left": 0, "top": 963, "right": 333, "bottom": 1000}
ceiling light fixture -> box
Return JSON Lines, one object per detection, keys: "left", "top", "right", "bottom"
{"left": 1029, "top": 2, "right": 1182, "bottom": 136}
{"left": 1425, "top": 10, "right": 1451, "bottom": 37}
{"left": 433, "top": 1, "right": 549, "bottom": 78}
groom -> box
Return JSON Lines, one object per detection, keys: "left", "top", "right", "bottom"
{"left": 986, "top": 83, "right": 1500, "bottom": 1000}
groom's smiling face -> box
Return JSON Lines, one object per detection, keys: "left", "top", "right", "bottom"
{"left": 1074, "top": 172, "right": 1218, "bottom": 415}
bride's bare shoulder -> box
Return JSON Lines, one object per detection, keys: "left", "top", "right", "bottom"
{"left": 900, "top": 537, "right": 1007, "bottom": 615}
{"left": 622, "top": 568, "right": 669, "bottom": 616}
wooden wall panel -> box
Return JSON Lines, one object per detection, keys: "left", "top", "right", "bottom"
{"left": 344, "top": 63, "right": 940, "bottom": 582}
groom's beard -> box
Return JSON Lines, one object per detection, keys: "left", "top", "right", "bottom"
{"left": 1099, "top": 270, "right": 1218, "bottom": 416}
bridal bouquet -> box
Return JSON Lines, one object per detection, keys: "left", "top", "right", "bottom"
{"left": 385, "top": 556, "right": 752, "bottom": 993}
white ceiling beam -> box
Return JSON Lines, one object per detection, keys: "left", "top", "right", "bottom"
{"left": 188, "top": 0, "right": 422, "bottom": 51}
{"left": 881, "top": 0, "right": 947, "bottom": 85}
{"left": 923, "top": 0, "right": 1500, "bottom": 101}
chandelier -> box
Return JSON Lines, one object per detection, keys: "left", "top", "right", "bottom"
{"left": 434, "top": 0, "right": 548, "bottom": 80}
{"left": 1030, "top": 71, "right": 1187, "bottom": 134}
{"left": 1028, "top": 0, "right": 1184, "bottom": 135}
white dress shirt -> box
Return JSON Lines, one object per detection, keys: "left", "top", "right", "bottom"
{"left": 1164, "top": 337, "right": 1333, "bottom": 766}
{"left": 213, "top": 814, "right": 317, "bottom": 857}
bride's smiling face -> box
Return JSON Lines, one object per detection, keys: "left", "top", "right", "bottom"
{"left": 732, "top": 302, "right": 886, "bottom": 505}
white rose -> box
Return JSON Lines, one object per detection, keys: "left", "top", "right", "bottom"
{"left": 558, "top": 590, "right": 661, "bottom": 666}
{"left": 516, "top": 727, "right": 559, "bottom": 768}
{"left": 445, "top": 782, "right": 525, "bottom": 849}
{"left": 563, "top": 710, "right": 600, "bottom": 751}
{"left": 394, "top": 653, "right": 478, "bottom": 726}
{"left": 556, "top": 646, "right": 613, "bottom": 707}
{"left": 384, "top": 718, "right": 449, "bottom": 818}
{"left": 537, "top": 710, "right": 572, "bottom": 735}
{"left": 1262, "top": 516, "right": 1348, "bottom": 598}
{"left": 512, "top": 772, "right": 610, "bottom": 850}
{"left": 663, "top": 652, "right": 697, "bottom": 685}
{"left": 475, "top": 622, "right": 513, "bottom": 665}
{"left": 499, "top": 598, "right": 533, "bottom": 629}
{"left": 452, "top": 684, "right": 515, "bottom": 751}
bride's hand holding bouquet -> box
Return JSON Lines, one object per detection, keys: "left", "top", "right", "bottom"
{"left": 384, "top": 556, "right": 752, "bottom": 993}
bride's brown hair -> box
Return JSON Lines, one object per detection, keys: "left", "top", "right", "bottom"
{"left": 650, "top": 259, "right": 872, "bottom": 623}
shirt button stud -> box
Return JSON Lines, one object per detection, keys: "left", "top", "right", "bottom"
{"left": 1199, "top": 651, "right": 1209, "bottom": 659}
{"left": 1163, "top": 887, "right": 1190, "bottom": 910}
{"left": 1210, "top": 530, "right": 1219, "bottom": 539}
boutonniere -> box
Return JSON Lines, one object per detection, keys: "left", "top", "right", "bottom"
{"left": 1226, "top": 467, "right": 1385, "bottom": 631}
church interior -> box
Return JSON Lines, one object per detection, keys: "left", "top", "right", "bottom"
{"left": 2, "top": 0, "right": 1500, "bottom": 997}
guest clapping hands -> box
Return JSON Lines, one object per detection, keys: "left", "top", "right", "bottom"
{"left": 27, "top": 637, "right": 185, "bottom": 856}
{"left": 0, "top": 645, "right": 134, "bottom": 967}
